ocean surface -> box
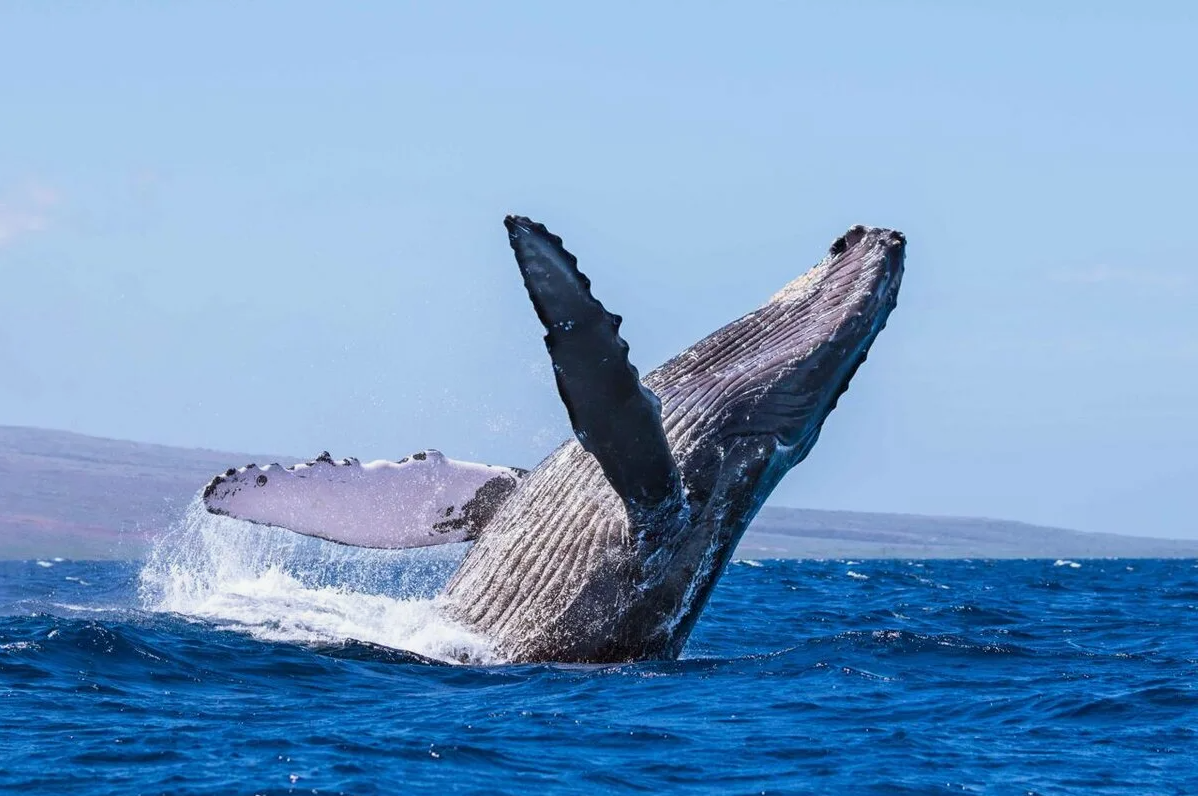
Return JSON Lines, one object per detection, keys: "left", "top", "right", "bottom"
{"left": 1, "top": 509, "right": 1195, "bottom": 795}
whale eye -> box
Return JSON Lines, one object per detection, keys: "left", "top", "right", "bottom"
{"left": 256, "top": 474, "right": 268, "bottom": 486}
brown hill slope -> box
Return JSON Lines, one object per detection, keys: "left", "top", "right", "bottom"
{"left": 2, "top": 426, "right": 1196, "bottom": 560}
{"left": 0, "top": 426, "right": 287, "bottom": 559}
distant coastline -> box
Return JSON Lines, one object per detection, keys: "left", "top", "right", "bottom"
{"left": 3, "top": 426, "right": 1197, "bottom": 561}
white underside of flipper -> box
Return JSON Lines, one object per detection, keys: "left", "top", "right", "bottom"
{"left": 202, "top": 450, "right": 526, "bottom": 549}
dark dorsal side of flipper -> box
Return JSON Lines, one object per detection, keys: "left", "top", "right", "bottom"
{"left": 504, "top": 215, "right": 685, "bottom": 530}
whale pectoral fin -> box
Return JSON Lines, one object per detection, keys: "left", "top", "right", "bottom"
{"left": 201, "top": 450, "right": 526, "bottom": 549}
{"left": 504, "top": 215, "right": 685, "bottom": 526}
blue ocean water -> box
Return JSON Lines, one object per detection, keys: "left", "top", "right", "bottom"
{"left": 2, "top": 526, "right": 1196, "bottom": 794}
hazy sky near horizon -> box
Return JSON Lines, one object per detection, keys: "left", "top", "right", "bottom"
{"left": 1, "top": 2, "right": 1195, "bottom": 539}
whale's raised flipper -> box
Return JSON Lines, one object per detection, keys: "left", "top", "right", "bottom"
{"left": 202, "top": 451, "right": 526, "bottom": 549}
{"left": 504, "top": 215, "right": 685, "bottom": 528}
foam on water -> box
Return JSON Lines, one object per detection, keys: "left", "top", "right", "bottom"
{"left": 138, "top": 500, "right": 498, "bottom": 664}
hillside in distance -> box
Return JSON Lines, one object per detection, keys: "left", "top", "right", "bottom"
{"left": 2, "top": 426, "right": 1196, "bottom": 561}
{"left": 0, "top": 426, "right": 290, "bottom": 560}
{"left": 736, "top": 507, "right": 1198, "bottom": 560}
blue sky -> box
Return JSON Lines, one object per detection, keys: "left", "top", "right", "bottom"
{"left": 1, "top": 2, "right": 1194, "bottom": 538}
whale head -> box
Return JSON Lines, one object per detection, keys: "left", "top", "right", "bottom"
{"left": 641, "top": 225, "right": 906, "bottom": 654}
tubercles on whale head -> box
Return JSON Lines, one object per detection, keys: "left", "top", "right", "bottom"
{"left": 770, "top": 225, "right": 904, "bottom": 306}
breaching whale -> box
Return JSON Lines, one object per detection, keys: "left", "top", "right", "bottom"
{"left": 203, "top": 217, "right": 905, "bottom": 663}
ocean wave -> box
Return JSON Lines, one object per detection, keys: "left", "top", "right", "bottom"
{"left": 4, "top": 540, "right": 1197, "bottom": 795}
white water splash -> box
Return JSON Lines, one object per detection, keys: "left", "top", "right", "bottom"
{"left": 138, "top": 500, "right": 499, "bottom": 664}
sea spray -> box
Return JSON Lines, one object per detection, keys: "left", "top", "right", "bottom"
{"left": 137, "top": 499, "right": 498, "bottom": 663}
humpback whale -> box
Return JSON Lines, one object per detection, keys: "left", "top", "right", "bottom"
{"left": 203, "top": 217, "right": 905, "bottom": 663}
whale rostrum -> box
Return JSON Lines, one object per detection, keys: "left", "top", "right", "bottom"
{"left": 202, "top": 217, "right": 905, "bottom": 663}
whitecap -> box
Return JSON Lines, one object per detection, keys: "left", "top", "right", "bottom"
{"left": 48, "top": 603, "right": 113, "bottom": 614}
{"left": 1053, "top": 560, "right": 1082, "bottom": 568}
{"left": 847, "top": 570, "right": 870, "bottom": 580}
